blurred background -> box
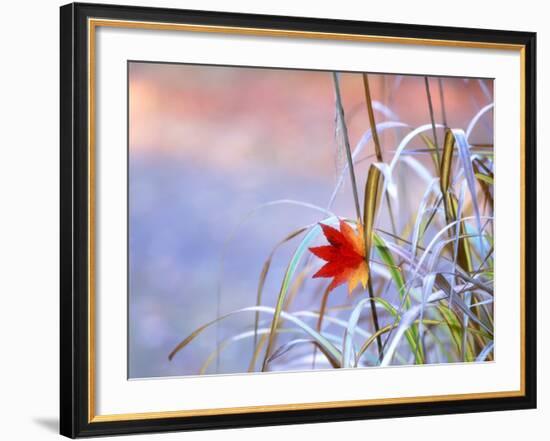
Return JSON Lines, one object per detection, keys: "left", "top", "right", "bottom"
{"left": 128, "top": 61, "right": 493, "bottom": 378}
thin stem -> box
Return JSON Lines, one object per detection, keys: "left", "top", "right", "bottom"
{"left": 359, "top": 319, "right": 443, "bottom": 363}
{"left": 312, "top": 285, "right": 331, "bottom": 369}
{"left": 363, "top": 73, "right": 397, "bottom": 235}
{"left": 438, "top": 78, "right": 448, "bottom": 128}
{"left": 367, "top": 278, "right": 384, "bottom": 360}
{"left": 363, "top": 74, "right": 384, "bottom": 162}
{"left": 424, "top": 76, "right": 441, "bottom": 165}
{"left": 332, "top": 72, "right": 362, "bottom": 220}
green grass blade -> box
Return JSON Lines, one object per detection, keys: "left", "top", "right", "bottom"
{"left": 261, "top": 217, "right": 338, "bottom": 371}
{"left": 253, "top": 226, "right": 308, "bottom": 357}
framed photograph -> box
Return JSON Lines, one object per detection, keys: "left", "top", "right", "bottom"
{"left": 60, "top": 2, "right": 537, "bottom": 438}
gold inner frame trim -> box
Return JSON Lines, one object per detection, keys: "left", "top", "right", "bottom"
{"left": 91, "top": 390, "right": 524, "bottom": 423}
{"left": 87, "top": 17, "right": 527, "bottom": 423}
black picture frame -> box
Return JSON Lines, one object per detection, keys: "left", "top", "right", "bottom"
{"left": 60, "top": 2, "right": 537, "bottom": 438}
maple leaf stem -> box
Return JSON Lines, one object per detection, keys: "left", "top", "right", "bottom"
{"left": 332, "top": 72, "right": 362, "bottom": 221}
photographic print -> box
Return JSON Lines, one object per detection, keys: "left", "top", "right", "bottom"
{"left": 128, "top": 62, "right": 494, "bottom": 378}
{"left": 61, "top": 5, "right": 535, "bottom": 436}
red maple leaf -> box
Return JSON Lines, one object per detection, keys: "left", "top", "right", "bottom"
{"left": 309, "top": 220, "right": 369, "bottom": 294}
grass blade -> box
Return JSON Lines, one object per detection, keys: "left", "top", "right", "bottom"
{"left": 169, "top": 305, "right": 342, "bottom": 368}
{"left": 363, "top": 165, "right": 384, "bottom": 357}
{"left": 363, "top": 165, "right": 383, "bottom": 268}
{"left": 389, "top": 123, "right": 445, "bottom": 172}
{"left": 312, "top": 285, "right": 331, "bottom": 369}
{"left": 363, "top": 73, "right": 384, "bottom": 162}
{"left": 333, "top": 72, "right": 361, "bottom": 220}
{"left": 424, "top": 76, "right": 441, "bottom": 166}
{"left": 476, "top": 341, "right": 494, "bottom": 362}
{"left": 380, "top": 290, "right": 446, "bottom": 366}
{"left": 452, "top": 129, "right": 483, "bottom": 249}
{"left": 466, "top": 103, "right": 494, "bottom": 140}
{"left": 253, "top": 227, "right": 308, "bottom": 355}
{"left": 358, "top": 319, "right": 442, "bottom": 364}
{"left": 261, "top": 217, "right": 338, "bottom": 371}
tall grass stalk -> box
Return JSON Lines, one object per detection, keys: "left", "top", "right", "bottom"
{"left": 424, "top": 76, "right": 441, "bottom": 165}
{"left": 438, "top": 78, "right": 448, "bottom": 128}
{"left": 332, "top": 73, "right": 362, "bottom": 220}
{"left": 363, "top": 73, "right": 398, "bottom": 235}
